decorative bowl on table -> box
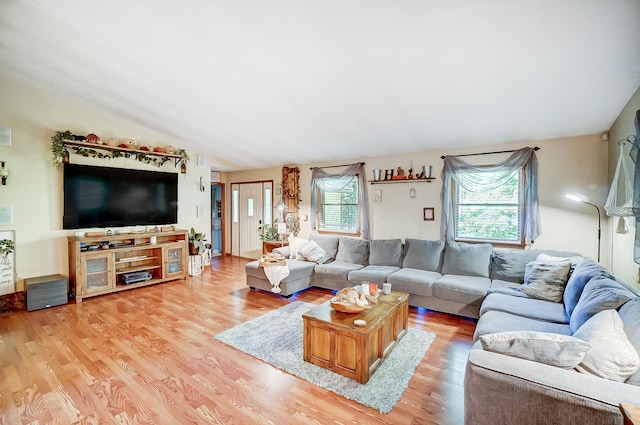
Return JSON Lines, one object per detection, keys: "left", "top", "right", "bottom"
{"left": 329, "top": 287, "right": 378, "bottom": 313}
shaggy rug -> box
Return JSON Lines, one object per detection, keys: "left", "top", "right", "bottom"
{"left": 214, "top": 301, "right": 436, "bottom": 413}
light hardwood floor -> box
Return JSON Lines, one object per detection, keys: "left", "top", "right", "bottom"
{"left": 0, "top": 256, "right": 475, "bottom": 425}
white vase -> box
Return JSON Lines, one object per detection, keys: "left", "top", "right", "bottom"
{"left": 422, "top": 165, "right": 432, "bottom": 179}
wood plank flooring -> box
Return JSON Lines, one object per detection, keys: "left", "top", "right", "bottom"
{"left": 0, "top": 256, "right": 476, "bottom": 424}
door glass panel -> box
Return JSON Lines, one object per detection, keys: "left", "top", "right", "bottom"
{"left": 233, "top": 189, "right": 239, "bottom": 223}
{"left": 248, "top": 198, "right": 254, "bottom": 217}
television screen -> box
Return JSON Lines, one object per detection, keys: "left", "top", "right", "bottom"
{"left": 63, "top": 163, "right": 178, "bottom": 229}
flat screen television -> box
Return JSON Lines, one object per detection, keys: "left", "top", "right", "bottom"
{"left": 63, "top": 163, "right": 178, "bottom": 229}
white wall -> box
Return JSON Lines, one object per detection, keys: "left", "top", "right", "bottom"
{"left": 229, "top": 133, "right": 611, "bottom": 270}
{"left": 0, "top": 73, "right": 212, "bottom": 293}
{"left": 607, "top": 85, "right": 640, "bottom": 286}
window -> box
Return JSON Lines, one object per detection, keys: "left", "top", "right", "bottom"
{"left": 317, "top": 177, "right": 359, "bottom": 234}
{"left": 454, "top": 169, "right": 523, "bottom": 243}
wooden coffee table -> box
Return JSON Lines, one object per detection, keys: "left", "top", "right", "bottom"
{"left": 302, "top": 291, "right": 409, "bottom": 384}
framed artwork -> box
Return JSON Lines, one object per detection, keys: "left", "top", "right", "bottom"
{"left": 372, "top": 189, "right": 382, "bottom": 203}
{"left": 0, "top": 127, "right": 11, "bottom": 146}
{"left": 0, "top": 230, "right": 15, "bottom": 295}
{"left": 423, "top": 207, "right": 435, "bottom": 221}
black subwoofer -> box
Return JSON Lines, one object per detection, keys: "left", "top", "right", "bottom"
{"left": 25, "top": 274, "right": 68, "bottom": 312}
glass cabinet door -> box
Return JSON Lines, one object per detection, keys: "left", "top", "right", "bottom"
{"left": 166, "top": 247, "right": 184, "bottom": 275}
{"left": 83, "top": 253, "right": 115, "bottom": 294}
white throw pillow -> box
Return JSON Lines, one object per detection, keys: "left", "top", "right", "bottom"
{"left": 479, "top": 331, "right": 591, "bottom": 369}
{"left": 572, "top": 309, "right": 640, "bottom": 382}
{"left": 297, "top": 240, "right": 331, "bottom": 264}
{"left": 289, "top": 236, "right": 309, "bottom": 260}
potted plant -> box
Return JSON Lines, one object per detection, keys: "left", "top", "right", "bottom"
{"left": 260, "top": 219, "right": 280, "bottom": 242}
{"left": 188, "top": 227, "right": 206, "bottom": 255}
{"left": 0, "top": 238, "right": 14, "bottom": 260}
{"left": 178, "top": 149, "right": 189, "bottom": 174}
{"left": 286, "top": 214, "right": 300, "bottom": 236}
{"left": 51, "top": 130, "right": 73, "bottom": 167}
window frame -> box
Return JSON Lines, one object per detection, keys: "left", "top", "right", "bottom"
{"left": 316, "top": 174, "right": 361, "bottom": 236}
{"left": 452, "top": 167, "right": 526, "bottom": 247}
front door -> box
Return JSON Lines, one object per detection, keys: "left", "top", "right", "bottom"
{"left": 231, "top": 181, "right": 273, "bottom": 259}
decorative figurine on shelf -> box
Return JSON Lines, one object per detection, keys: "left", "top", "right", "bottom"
{"left": 397, "top": 166, "right": 405, "bottom": 176}
{"left": 408, "top": 161, "right": 414, "bottom": 179}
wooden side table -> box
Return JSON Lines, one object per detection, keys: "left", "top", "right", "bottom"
{"left": 620, "top": 403, "right": 640, "bottom": 425}
{"left": 262, "top": 241, "right": 288, "bottom": 254}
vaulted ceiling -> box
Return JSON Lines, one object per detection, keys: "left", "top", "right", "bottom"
{"left": 1, "top": 1, "right": 639, "bottom": 171}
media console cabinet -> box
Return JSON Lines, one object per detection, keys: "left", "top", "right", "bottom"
{"left": 68, "top": 229, "right": 188, "bottom": 303}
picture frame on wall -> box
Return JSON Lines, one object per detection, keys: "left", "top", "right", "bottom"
{"left": 423, "top": 207, "right": 435, "bottom": 221}
{"left": 0, "top": 230, "right": 15, "bottom": 295}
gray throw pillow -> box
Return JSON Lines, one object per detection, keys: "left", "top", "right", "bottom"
{"left": 369, "top": 239, "right": 403, "bottom": 267}
{"left": 569, "top": 278, "right": 633, "bottom": 333}
{"left": 336, "top": 237, "right": 370, "bottom": 265}
{"left": 520, "top": 260, "right": 572, "bottom": 302}
{"left": 563, "top": 258, "right": 614, "bottom": 317}
{"left": 441, "top": 241, "right": 492, "bottom": 277}
{"left": 573, "top": 309, "right": 640, "bottom": 382}
{"left": 480, "top": 331, "right": 591, "bottom": 369}
{"left": 402, "top": 239, "right": 445, "bottom": 272}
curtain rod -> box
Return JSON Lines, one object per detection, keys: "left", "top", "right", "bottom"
{"left": 440, "top": 146, "right": 540, "bottom": 160}
{"left": 310, "top": 162, "right": 365, "bottom": 170}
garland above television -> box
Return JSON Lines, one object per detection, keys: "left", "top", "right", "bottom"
{"left": 51, "top": 130, "right": 190, "bottom": 171}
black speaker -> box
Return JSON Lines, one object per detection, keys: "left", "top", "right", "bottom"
{"left": 25, "top": 274, "right": 68, "bottom": 312}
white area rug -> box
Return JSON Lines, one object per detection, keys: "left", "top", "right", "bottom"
{"left": 215, "top": 301, "right": 436, "bottom": 413}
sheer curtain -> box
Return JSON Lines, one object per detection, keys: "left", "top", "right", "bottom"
{"left": 310, "top": 163, "right": 370, "bottom": 240}
{"left": 440, "top": 147, "right": 541, "bottom": 242}
{"left": 630, "top": 109, "right": 640, "bottom": 263}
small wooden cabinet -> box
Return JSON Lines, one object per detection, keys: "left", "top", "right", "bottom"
{"left": 262, "top": 240, "right": 288, "bottom": 254}
{"left": 68, "top": 230, "right": 188, "bottom": 303}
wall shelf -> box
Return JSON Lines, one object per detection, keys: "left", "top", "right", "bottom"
{"left": 62, "top": 139, "right": 184, "bottom": 166}
{"left": 369, "top": 178, "right": 435, "bottom": 185}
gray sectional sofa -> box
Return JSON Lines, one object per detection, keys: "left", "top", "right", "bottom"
{"left": 246, "top": 234, "right": 640, "bottom": 424}
{"left": 466, "top": 257, "right": 640, "bottom": 425}
{"left": 245, "top": 233, "right": 578, "bottom": 319}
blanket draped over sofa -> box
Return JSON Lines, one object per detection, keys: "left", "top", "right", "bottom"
{"left": 245, "top": 234, "right": 640, "bottom": 424}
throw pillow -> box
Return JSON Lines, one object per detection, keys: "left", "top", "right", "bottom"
{"left": 441, "top": 241, "right": 492, "bottom": 277}
{"left": 369, "top": 239, "right": 403, "bottom": 267}
{"left": 563, "top": 258, "right": 614, "bottom": 317}
{"left": 572, "top": 309, "right": 640, "bottom": 382}
{"left": 297, "top": 240, "right": 332, "bottom": 264}
{"left": 335, "top": 237, "right": 370, "bottom": 265}
{"left": 619, "top": 299, "right": 640, "bottom": 386}
{"left": 520, "top": 260, "right": 572, "bottom": 302}
{"left": 402, "top": 239, "right": 445, "bottom": 272}
{"left": 569, "top": 278, "right": 633, "bottom": 333}
{"left": 479, "top": 331, "right": 591, "bottom": 369}
{"left": 289, "top": 236, "right": 309, "bottom": 260}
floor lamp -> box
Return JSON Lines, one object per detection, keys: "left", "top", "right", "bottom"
{"left": 566, "top": 194, "right": 601, "bottom": 262}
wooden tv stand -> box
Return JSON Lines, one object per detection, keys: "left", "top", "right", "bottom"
{"left": 68, "top": 229, "right": 188, "bottom": 303}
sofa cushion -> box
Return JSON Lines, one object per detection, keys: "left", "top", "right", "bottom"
{"left": 441, "top": 241, "right": 492, "bottom": 278}
{"left": 297, "top": 240, "right": 332, "bottom": 264}
{"left": 313, "top": 260, "right": 364, "bottom": 281}
{"left": 402, "top": 239, "right": 445, "bottom": 272}
{"left": 520, "top": 260, "right": 572, "bottom": 302}
{"left": 335, "top": 237, "right": 370, "bottom": 265}
{"left": 619, "top": 299, "right": 640, "bottom": 386}
{"left": 573, "top": 309, "right": 640, "bottom": 382}
{"left": 479, "top": 331, "right": 590, "bottom": 369}
{"left": 386, "top": 268, "right": 441, "bottom": 297}
{"left": 433, "top": 275, "right": 491, "bottom": 305}
{"left": 479, "top": 292, "right": 569, "bottom": 323}
{"left": 369, "top": 239, "right": 403, "bottom": 267}
{"left": 563, "top": 258, "right": 614, "bottom": 317}
{"left": 569, "top": 278, "right": 634, "bottom": 333}
{"left": 474, "top": 310, "right": 571, "bottom": 341}
{"left": 348, "top": 265, "right": 400, "bottom": 284}
{"left": 309, "top": 234, "right": 340, "bottom": 260}
{"left": 490, "top": 249, "right": 580, "bottom": 283}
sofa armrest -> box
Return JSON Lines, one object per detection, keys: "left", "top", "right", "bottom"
{"left": 273, "top": 246, "right": 290, "bottom": 257}
{"left": 465, "top": 349, "right": 640, "bottom": 425}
